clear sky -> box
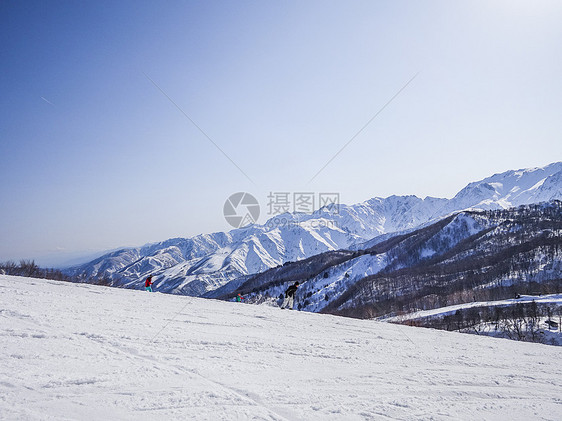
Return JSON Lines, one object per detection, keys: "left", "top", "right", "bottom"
{"left": 1, "top": 0, "right": 561, "bottom": 266}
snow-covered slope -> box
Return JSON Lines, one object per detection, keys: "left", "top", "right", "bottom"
{"left": 226, "top": 201, "right": 561, "bottom": 320}
{"left": 68, "top": 162, "right": 562, "bottom": 296}
{"left": 384, "top": 294, "right": 562, "bottom": 323}
{"left": 383, "top": 295, "right": 562, "bottom": 346}
{"left": 2, "top": 275, "right": 561, "bottom": 420}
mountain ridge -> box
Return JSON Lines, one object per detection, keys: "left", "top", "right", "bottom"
{"left": 225, "top": 201, "right": 561, "bottom": 321}
{"left": 67, "top": 162, "right": 562, "bottom": 295}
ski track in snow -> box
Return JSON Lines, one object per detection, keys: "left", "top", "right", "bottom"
{"left": 1, "top": 275, "right": 561, "bottom": 420}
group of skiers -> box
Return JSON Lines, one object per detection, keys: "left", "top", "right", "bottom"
{"left": 143, "top": 275, "right": 301, "bottom": 310}
{"left": 234, "top": 281, "right": 300, "bottom": 309}
{"left": 232, "top": 281, "right": 301, "bottom": 309}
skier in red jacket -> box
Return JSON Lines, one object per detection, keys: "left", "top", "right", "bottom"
{"left": 145, "top": 275, "right": 154, "bottom": 292}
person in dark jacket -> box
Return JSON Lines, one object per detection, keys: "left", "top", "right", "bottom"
{"left": 281, "top": 282, "right": 300, "bottom": 309}
{"left": 145, "top": 275, "right": 154, "bottom": 292}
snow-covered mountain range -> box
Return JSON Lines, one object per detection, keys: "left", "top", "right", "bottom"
{"left": 225, "top": 201, "right": 561, "bottom": 317}
{"left": 67, "top": 162, "right": 562, "bottom": 295}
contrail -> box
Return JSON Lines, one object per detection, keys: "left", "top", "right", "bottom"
{"left": 41, "top": 96, "right": 55, "bottom": 106}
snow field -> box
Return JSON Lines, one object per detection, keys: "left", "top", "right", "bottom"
{"left": 1, "top": 275, "right": 561, "bottom": 420}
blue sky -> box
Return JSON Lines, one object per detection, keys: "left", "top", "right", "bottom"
{"left": 1, "top": 0, "right": 561, "bottom": 266}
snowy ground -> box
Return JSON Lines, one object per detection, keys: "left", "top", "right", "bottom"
{"left": 1, "top": 275, "right": 561, "bottom": 420}
{"left": 383, "top": 295, "right": 562, "bottom": 323}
